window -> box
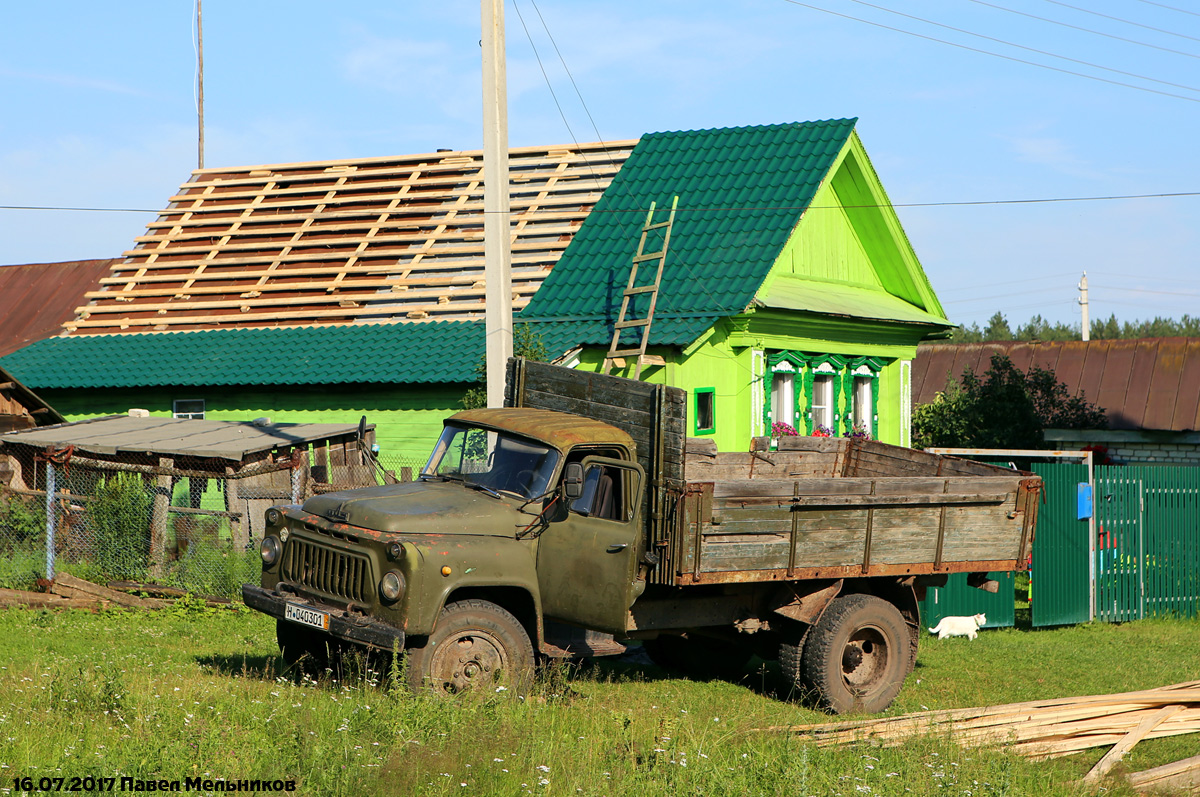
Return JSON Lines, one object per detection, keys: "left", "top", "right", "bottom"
{"left": 770, "top": 362, "right": 796, "bottom": 432}
{"left": 570, "top": 464, "right": 623, "bottom": 521}
{"left": 852, "top": 375, "right": 873, "bottom": 435}
{"left": 173, "top": 399, "right": 205, "bottom": 420}
{"left": 694, "top": 388, "right": 716, "bottom": 435}
{"left": 811, "top": 373, "right": 834, "bottom": 432}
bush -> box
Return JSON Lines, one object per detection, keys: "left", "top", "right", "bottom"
{"left": 0, "top": 493, "right": 46, "bottom": 549}
{"left": 86, "top": 472, "right": 152, "bottom": 581}
{"left": 913, "top": 354, "right": 1107, "bottom": 450}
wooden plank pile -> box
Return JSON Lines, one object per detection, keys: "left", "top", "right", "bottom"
{"left": 763, "top": 681, "right": 1200, "bottom": 792}
{"left": 0, "top": 573, "right": 231, "bottom": 610}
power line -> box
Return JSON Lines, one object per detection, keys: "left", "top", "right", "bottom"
{"left": 0, "top": 204, "right": 159, "bottom": 214}
{"left": 942, "top": 286, "right": 1076, "bottom": 305}
{"left": 937, "top": 272, "right": 1078, "bottom": 293}
{"left": 844, "top": 0, "right": 1200, "bottom": 94}
{"left": 780, "top": 0, "right": 1200, "bottom": 103}
{"left": 967, "top": 0, "right": 1200, "bottom": 61}
{"left": 5, "top": 190, "right": 1200, "bottom": 216}
{"left": 1042, "top": 0, "right": 1200, "bottom": 44}
{"left": 1134, "top": 0, "right": 1200, "bottom": 19}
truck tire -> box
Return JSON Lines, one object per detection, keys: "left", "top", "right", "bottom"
{"left": 406, "top": 599, "right": 534, "bottom": 695}
{"left": 643, "top": 635, "right": 752, "bottom": 681}
{"left": 800, "top": 594, "right": 908, "bottom": 714}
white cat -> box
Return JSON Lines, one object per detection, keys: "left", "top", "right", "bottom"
{"left": 928, "top": 613, "right": 986, "bottom": 640}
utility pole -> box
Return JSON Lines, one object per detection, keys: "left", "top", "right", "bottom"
{"left": 197, "top": 0, "right": 205, "bottom": 170}
{"left": 1078, "top": 271, "right": 1090, "bottom": 341}
{"left": 481, "top": 0, "right": 512, "bottom": 408}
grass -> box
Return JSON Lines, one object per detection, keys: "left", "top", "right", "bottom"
{"left": 0, "top": 609, "right": 1198, "bottom": 797}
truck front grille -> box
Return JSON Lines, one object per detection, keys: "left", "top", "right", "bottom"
{"left": 281, "top": 538, "right": 371, "bottom": 603}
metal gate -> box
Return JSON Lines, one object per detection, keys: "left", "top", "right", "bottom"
{"left": 1030, "top": 462, "right": 1091, "bottom": 627}
{"left": 1094, "top": 465, "right": 1200, "bottom": 622}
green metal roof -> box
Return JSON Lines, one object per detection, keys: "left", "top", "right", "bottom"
{"left": 0, "top": 323, "right": 489, "bottom": 389}
{"left": 0, "top": 319, "right": 697, "bottom": 390}
{"left": 520, "top": 119, "right": 858, "bottom": 339}
{"left": 759, "top": 277, "right": 953, "bottom": 327}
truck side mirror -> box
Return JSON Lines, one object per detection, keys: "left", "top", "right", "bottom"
{"left": 564, "top": 463, "right": 584, "bottom": 501}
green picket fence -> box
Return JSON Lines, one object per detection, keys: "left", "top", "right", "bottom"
{"left": 1094, "top": 465, "right": 1200, "bottom": 622}
{"left": 919, "top": 462, "right": 1200, "bottom": 628}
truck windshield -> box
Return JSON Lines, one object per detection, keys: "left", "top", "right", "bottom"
{"left": 422, "top": 424, "right": 560, "bottom": 500}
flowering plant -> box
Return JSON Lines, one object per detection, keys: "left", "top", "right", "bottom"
{"left": 844, "top": 423, "right": 872, "bottom": 440}
{"left": 811, "top": 425, "right": 835, "bottom": 438}
{"left": 771, "top": 421, "right": 799, "bottom": 438}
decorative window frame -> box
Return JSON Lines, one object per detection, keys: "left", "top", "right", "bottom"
{"left": 761, "top": 351, "right": 887, "bottom": 439}
{"left": 693, "top": 387, "right": 716, "bottom": 436}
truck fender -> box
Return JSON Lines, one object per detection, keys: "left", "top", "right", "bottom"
{"left": 771, "top": 578, "right": 844, "bottom": 626}
{"left": 426, "top": 583, "right": 544, "bottom": 655}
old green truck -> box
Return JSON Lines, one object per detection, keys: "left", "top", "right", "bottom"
{"left": 242, "top": 359, "right": 1040, "bottom": 713}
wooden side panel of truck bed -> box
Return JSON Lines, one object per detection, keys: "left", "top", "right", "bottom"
{"left": 673, "top": 474, "right": 1040, "bottom": 584}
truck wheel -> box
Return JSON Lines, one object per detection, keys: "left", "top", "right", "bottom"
{"left": 406, "top": 599, "right": 534, "bottom": 695}
{"left": 800, "top": 594, "right": 908, "bottom": 714}
{"left": 643, "top": 635, "right": 752, "bottom": 680}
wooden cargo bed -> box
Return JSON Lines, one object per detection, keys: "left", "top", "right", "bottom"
{"left": 674, "top": 437, "right": 1040, "bottom": 586}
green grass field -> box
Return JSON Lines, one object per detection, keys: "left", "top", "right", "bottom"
{"left": 0, "top": 606, "right": 1197, "bottom": 796}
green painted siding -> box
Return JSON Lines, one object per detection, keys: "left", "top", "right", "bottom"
{"left": 776, "top": 177, "right": 884, "bottom": 288}
{"left": 37, "top": 384, "right": 466, "bottom": 468}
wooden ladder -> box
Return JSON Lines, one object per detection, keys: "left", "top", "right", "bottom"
{"left": 602, "top": 196, "right": 678, "bottom": 379}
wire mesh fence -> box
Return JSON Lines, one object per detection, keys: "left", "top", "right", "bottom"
{"left": 0, "top": 442, "right": 429, "bottom": 598}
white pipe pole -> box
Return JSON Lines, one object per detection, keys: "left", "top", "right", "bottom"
{"left": 482, "top": 0, "right": 513, "bottom": 408}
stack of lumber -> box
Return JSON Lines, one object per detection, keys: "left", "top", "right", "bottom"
{"left": 763, "top": 681, "right": 1200, "bottom": 791}
{"left": 48, "top": 573, "right": 171, "bottom": 609}
{"left": 0, "top": 574, "right": 231, "bottom": 610}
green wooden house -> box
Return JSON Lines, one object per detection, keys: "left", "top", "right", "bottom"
{"left": 0, "top": 119, "right": 951, "bottom": 466}
{"left": 522, "top": 118, "right": 952, "bottom": 451}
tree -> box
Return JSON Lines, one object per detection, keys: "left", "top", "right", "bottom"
{"left": 460, "top": 323, "right": 550, "bottom": 409}
{"left": 912, "top": 354, "right": 1107, "bottom": 450}
{"left": 982, "top": 312, "right": 1014, "bottom": 342}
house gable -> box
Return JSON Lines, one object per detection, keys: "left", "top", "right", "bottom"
{"left": 757, "top": 132, "right": 948, "bottom": 327}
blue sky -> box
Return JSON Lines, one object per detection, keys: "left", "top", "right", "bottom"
{"left": 1, "top": 0, "right": 1197, "bottom": 329}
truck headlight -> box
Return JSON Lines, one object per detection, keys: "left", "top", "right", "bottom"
{"left": 260, "top": 536, "right": 281, "bottom": 566}
{"left": 380, "top": 570, "right": 406, "bottom": 603}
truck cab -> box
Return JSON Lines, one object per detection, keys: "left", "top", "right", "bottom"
{"left": 243, "top": 407, "right": 646, "bottom": 693}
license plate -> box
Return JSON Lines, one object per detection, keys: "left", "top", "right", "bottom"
{"left": 285, "top": 602, "right": 330, "bottom": 631}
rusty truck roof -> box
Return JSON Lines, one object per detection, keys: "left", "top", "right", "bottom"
{"left": 449, "top": 408, "right": 636, "bottom": 453}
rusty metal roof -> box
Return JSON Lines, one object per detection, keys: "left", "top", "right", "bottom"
{"left": 0, "top": 260, "right": 115, "bottom": 356}
{"left": 0, "top": 414, "right": 365, "bottom": 461}
{"left": 912, "top": 338, "right": 1200, "bottom": 432}
{"left": 449, "top": 408, "right": 635, "bottom": 453}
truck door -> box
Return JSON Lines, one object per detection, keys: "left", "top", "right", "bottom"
{"left": 536, "top": 456, "right": 644, "bottom": 635}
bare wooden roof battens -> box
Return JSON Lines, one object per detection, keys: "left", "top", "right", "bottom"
{"left": 70, "top": 141, "right": 635, "bottom": 333}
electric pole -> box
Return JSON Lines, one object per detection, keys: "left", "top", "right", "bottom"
{"left": 1078, "top": 272, "right": 1089, "bottom": 342}
{"left": 481, "top": 0, "right": 513, "bottom": 408}
{"left": 197, "top": 0, "right": 205, "bottom": 170}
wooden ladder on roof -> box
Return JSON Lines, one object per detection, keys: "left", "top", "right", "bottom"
{"left": 602, "top": 196, "right": 678, "bottom": 380}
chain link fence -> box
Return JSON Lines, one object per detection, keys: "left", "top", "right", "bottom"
{"left": 0, "top": 443, "right": 429, "bottom": 598}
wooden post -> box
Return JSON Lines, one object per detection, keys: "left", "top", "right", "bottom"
{"left": 149, "top": 457, "right": 173, "bottom": 580}
{"left": 226, "top": 465, "right": 246, "bottom": 551}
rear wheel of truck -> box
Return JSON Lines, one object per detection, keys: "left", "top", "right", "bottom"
{"left": 406, "top": 599, "right": 534, "bottom": 695}
{"left": 643, "top": 634, "right": 752, "bottom": 681}
{"left": 799, "top": 594, "right": 908, "bottom": 714}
